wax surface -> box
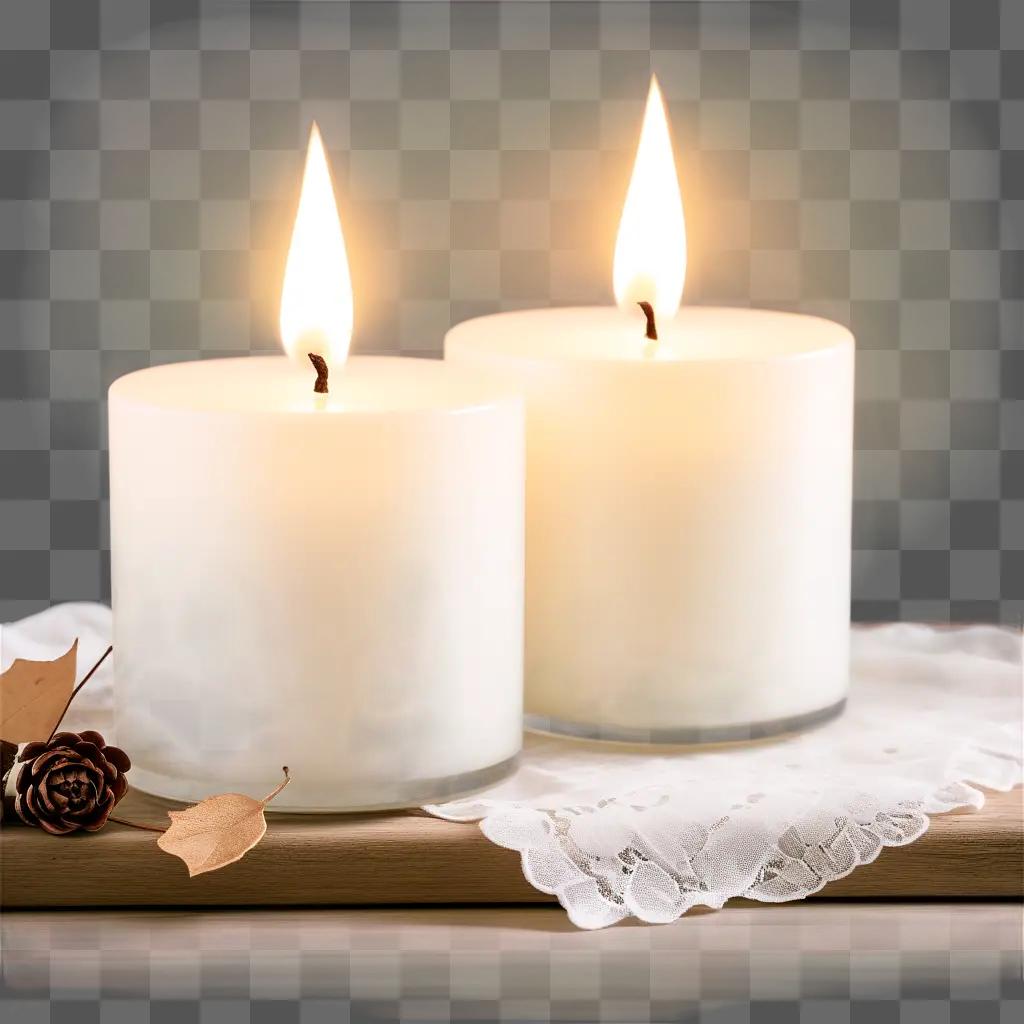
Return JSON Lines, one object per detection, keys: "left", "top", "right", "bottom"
{"left": 109, "top": 356, "right": 524, "bottom": 810}
{"left": 446, "top": 307, "right": 854, "bottom": 736}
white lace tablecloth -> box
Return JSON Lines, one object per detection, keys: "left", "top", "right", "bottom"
{"left": 2, "top": 604, "right": 1021, "bottom": 929}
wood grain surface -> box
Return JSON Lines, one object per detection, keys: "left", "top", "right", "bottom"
{"left": 1, "top": 786, "right": 1020, "bottom": 908}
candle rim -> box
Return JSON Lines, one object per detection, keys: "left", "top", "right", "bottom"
{"left": 107, "top": 355, "right": 523, "bottom": 418}
{"left": 445, "top": 306, "right": 854, "bottom": 367}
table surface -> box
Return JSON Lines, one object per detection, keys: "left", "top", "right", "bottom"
{"left": 2, "top": 902, "right": 1022, "bottom": 1021}
{"left": 3, "top": 785, "right": 1021, "bottom": 908}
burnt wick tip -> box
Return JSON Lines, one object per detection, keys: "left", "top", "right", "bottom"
{"left": 637, "top": 302, "right": 658, "bottom": 342}
{"left": 308, "top": 353, "right": 329, "bottom": 395}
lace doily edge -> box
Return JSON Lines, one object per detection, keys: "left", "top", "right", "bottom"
{"left": 426, "top": 758, "right": 1023, "bottom": 930}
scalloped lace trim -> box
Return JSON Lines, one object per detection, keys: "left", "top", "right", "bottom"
{"left": 429, "top": 626, "right": 1023, "bottom": 929}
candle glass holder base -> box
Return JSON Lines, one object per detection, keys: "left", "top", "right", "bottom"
{"left": 525, "top": 698, "right": 846, "bottom": 746}
{"left": 125, "top": 755, "right": 520, "bottom": 814}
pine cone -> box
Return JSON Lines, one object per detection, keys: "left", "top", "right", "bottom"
{"left": 0, "top": 739, "right": 17, "bottom": 823}
{"left": 8, "top": 731, "right": 130, "bottom": 835}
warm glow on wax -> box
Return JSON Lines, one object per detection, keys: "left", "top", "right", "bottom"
{"left": 612, "top": 76, "right": 687, "bottom": 322}
{"left": 279, "top": 123, "right": 353, "bottom": 368}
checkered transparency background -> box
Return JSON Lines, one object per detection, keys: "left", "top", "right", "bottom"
{"left": 0, "top": 0, "right": 1022, "bottom": 623}
{"left": 2, "top": 905, "right": 1022, "bottom": 1022}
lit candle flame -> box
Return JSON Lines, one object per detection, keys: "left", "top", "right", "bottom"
{"left": 279, "top": 123, "right": 353, "bottom": 370}
{"left": 612, "top": 76, "right": 687, "bottom": 324}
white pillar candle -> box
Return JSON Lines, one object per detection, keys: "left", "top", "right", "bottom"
{"left": 445, "top": 78, "right": 854, "bottom": 741}
{"left": 109, "top": 125, "right": 524, "bottom": 810}
{"left": 446, "top": 307, "right": 853, "bottom": 740}
{"left": 109, "top": 357, "right": 523, "bottom": 810}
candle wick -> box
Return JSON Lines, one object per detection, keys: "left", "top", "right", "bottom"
{"left": 308, "top": 353, "right": 329, "bottom": 394}
{"left": 637, "top": 302, "right": 658, "bottom": 341}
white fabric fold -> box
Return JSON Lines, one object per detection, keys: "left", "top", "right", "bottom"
{"left": 428, "top": 623, "right": 1023, "bottom": 927}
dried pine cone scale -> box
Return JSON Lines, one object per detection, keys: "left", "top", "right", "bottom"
{"left": 11, "top": 730, "right": 130, "bottom": 835}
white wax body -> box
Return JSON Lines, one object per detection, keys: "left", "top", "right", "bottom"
{"left": 109, "top": 356, "right": 524, "bottom": 811}
{"left": 446, "top": 307, "right": 854, "bottom": 735}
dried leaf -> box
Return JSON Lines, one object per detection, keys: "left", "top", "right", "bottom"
{"left": 0, "top": 640, "right": 78, "bottom": 744}
{"left": 157, "top": 768, "right": 291, "bottom": 877}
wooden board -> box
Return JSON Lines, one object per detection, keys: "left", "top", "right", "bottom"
{"left": 2, "top": 787, "right": 1020, "bottom": 908}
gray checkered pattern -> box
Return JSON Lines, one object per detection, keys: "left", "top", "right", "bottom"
{"left": 2, "top": 903, "right": 1022, "bottom": 1022}
{"left": 0, "top": 1, "right": 1022, "bottom": 623}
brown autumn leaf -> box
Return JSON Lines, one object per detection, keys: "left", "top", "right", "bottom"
{"left": 0, "top": 640, "right": 78, "bottom": 744}
{"left": 157, "top": 768, "right": 291, "bottom": 877}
